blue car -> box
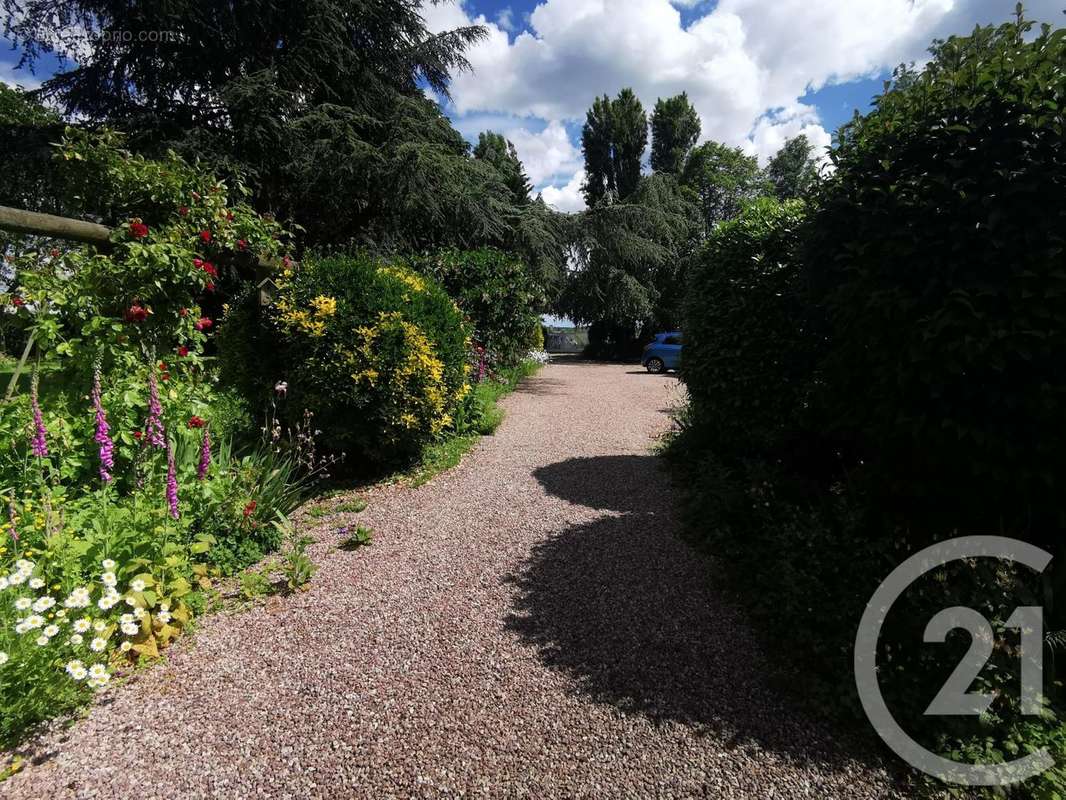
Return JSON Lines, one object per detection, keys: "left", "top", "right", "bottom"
{"left": 641, "top": 332, "right": 682, "bottom": 373}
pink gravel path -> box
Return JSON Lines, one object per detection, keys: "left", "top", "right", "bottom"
{"left": 3, "top": 361, "right": 904, "bottom": 798}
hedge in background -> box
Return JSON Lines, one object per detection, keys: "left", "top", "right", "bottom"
{"left": 412, "top": 248, "right": 544, "bottom": 367}
{"left": 682, "top": 197, "right": 817, "bottom": 460}
{"left": 235, "top": 255, "right": 471, "bottom": 465}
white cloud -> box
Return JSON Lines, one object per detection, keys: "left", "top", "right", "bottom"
{"left": 426, "top": 0, "right": 1066, "bottom": 192}
{"left": 540, "top": 169, "right": 586, "bottom": 214}
{"left": 0, "top": 60, "right": 42, "bottom": 91}
{"left": 496, "top": 7, "right": 516, "bottom": 32}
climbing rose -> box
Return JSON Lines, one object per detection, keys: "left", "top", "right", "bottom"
{"left": 197, "top": 426, "right": 211, "bottom": 480}
{"left": 199, "top": 230, "right": 211, "bottom": 243}
{"left": 11, "top": 297, "right": 23, "bottom": 307}
{"left": 237, "top": 239, "right": 247, "bottom": 250}
{"left": 165, "top": 440, "right": 180, "bottom": 520}
{"left": 128, "top": 221, "right": 148, "bottom": 239}
{"left": 125, "top": 304, "right": 148, "bottom": 323}
{"left": 178, "top": 206, "right": 189, "bottom": 216}
{"left": 29, "top": 378, "right": 48, "bottom": 458}
{"left": 91, "top": 370, "right": 114, "bottom": 482}
{"left": 187, "top": 416, "right": 206, "bottom": 429}
{"left": 194, "top": 317, "right": 213, "bottom": 331}
{"left": 179, "top": 308, "right": 189, "bottom": 318}
{"left": 133, "top": 430, "right": 143, "bottom": 440}
{"left": 177, "top": 346, "right": 190, "bottom": 357}
{"left": 145, "top": 371, "right": 166, "bottom": 448}
{"left": 243, "top": 500, "right": 257, "bottom": 518}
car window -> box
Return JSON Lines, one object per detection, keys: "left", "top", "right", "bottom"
{"left": 663, "top": 335, "right": 682, "bottom": 345}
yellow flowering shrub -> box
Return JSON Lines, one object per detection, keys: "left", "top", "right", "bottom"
{"left": 255, "top": 255, "right": 470, "bottom": 464}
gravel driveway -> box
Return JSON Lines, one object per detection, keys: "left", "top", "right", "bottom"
{"left": 3, "top": 360, "right": 904, "bottom": 798}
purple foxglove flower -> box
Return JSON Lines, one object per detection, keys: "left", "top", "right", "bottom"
{"left": 145, "top": 370, "right": 166, "bottom": 448}
{"left": 165, "top": 439, "right": 180, "bottom": 520}
{"left": 91, "top": 370, "right": 114, "bottom": 483}
{"left": 197, "top": 425, "right": 211, "bottom": 480}
{"left": 29, "top": 377, "right": 49, "bottom": 458}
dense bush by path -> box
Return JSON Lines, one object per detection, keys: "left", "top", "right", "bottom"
{"left": 223, "top": 254, "right": 472, "bottom": 467}
{"left": 672, "top": 15, "right": 1066, "bottom": 797}
{"left": 411, "top": 248, "right": 545, "bottom": 368}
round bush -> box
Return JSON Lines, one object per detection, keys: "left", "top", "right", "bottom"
{"left": 266, "top": 254, "right": 471, "bottom": 463}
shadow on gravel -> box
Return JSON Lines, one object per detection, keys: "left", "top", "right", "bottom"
{"left": 506, "top": 454, "right": 890, "bottom": 771}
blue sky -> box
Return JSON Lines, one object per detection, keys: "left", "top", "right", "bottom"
{"left": 3, "top": 0, "right": 1063, "bottom": 215}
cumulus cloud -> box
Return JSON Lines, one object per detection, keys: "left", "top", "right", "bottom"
{"left": 425, "top": 0, "right": 1065, "bottom": 190}
{"left": 495, "top": 7, "right": 516, "bottom": 32}
{"left": 540, "top": 169, "right": 586, "bottom": 214}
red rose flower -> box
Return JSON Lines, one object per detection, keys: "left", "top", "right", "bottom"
{"left": 11, "top": 297, "right": 24, "bottom": 307}
{"left": 201, "top": 261, "right": 217, "bottom": 277}
{"left": 49, "top": 248, "right": 60, "bottom": 258}
{"left": 161, "top": 373, "right": 170, "bottom": 382}
{"left": 178, "top": 205, "right": 189, "bottom": 216}
{"left": 177, "top": 346, "right": 190, "bottom": 357}
{"left": 125, "top": 304, "right": 149, "bottom": 323}
{"left": 187, "top": 416, "right": 206, "bottom": 429}
{"left": 226, "top": 211, "right": 234, "bottom": 221}
{"left": 193, "top": 258, "right": 203, "bottom": 268}
{"left": 195, "top": 317, "right": 213, "bottom": 331}
{"left": 242, "top": 500, "right": 257, "bottom": 518}
{"left": 129, "top": 221, "right": 149, "bottom": 239}
{"left": 205, "top": 281, "right": 215, "bottom": 292}
{"left": 179, "top": 308, "right": 189, "bottom": 317}
{"left": 133, "top": 430, "right": 143, "bottom": 440}
{"left": 237, "top": 239, "right": 247, "bottom": 250}
{"left": 199, "top": 230, "right": 212, "bottom": 243}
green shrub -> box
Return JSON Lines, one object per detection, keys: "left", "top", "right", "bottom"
{"left": 411, "top": 248, "right": 544, "bottom": 367}
{"left": 243, "top": 254, "right": 471, "bottom": 465}
{"left": 682, "top": 197, "right": 818, "bottom": 459}
{"left": 807, "top": 16, "right": 1066, "bottom": 541}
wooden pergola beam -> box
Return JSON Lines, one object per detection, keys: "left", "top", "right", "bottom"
{"left": 0, "top": 205, "right": 113, "bottom": 247}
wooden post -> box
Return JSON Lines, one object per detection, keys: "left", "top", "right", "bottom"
{"left": 0, "top": 205, "right": 112, "bottom": 247}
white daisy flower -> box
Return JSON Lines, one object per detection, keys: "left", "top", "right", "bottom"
{"left": 124, "top": 595, "right": 138, "bottom": 607}
{"left": 101, "top": 572, "right": 117, "bottom": 587}
{"left": 43, "top": 624, "right": 60, "bottom": 637}
{"left": 101, "top": 559, "right": 116, "bottom": 571}
{"left": 0, "top": 575, "right": 9, "bottom": 590}
{"left": 0, "top": 651, "right": 8, "bottom": 665}
{"left": 32, "top": 596, "right": 55, "bottom": 612}
{"left": 14, "top": 597, "right": 31, "bottom": 611}
{"left": 65, "top": 659, "right": 84, "bottom": 677}
{"left": 15, "top": 559, "right": 32, "bottom": 573}
{"left": 8, "top": 571, "right": 25, "bottom": 586}
{"left": 64, "top": 587, "right": 91, "bottom": 608}
{"left": 119, "top": 641, "right": 132, "bottom": 653}
{"left": 158, "top": 600, "right": 170, "bottom": 612}
{"left": 97, "top": 593, "right": 119, "bottom": 611}
{"left": 56, "top": 609, "right": 67, "bottom": 619}
{"left": 74, "top": 618, "right": 92, "bottom": 633}
{"left": 88, "top": 663, "right": 108, "bottom": 680}
{"left": 93, "top": 620, "right": 107, "bottom": 633}
{"left": 25, "top": 614, "right": 44, "bottom": 629}
{"left": 14, "top": 621, "right": 29, "bottom": 635}
{"left": 69, "top": 634, "right": 84, "bottom": 646}
{"left": 129, "top": 579, "right": 146, "bottom": 593}
{"left": 35, "top": 635, "right": 49, "bottom": 646}
{"left": 132, "top": 607, "right": 147, "bottom": 620}
{"left": 28, "top": 577, "right": 45, "bottom": 589}
{"left": 119, "top": 613, "right": 134, "bottom": 625}
{"left": 121, "top": 622, "right": 139, "bottom": 636}
{"left": 89, "top": 637, "right": 107, "bottom": 652}
{"left": 69, "top": 664, "right": 87, "bottom": 681}
{"left": 156, "top": 610, "right": 172, "bottom": 624}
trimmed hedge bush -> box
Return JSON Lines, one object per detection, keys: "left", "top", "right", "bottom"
{"left": 411, "top": 248, "right": 544, "bottom": 367}
{"left": 683, "top": 197, "right": 816, "bottom": 459}
{"left": 226, "top": 254, "right": 471, "bottom": 465}
{"left": 807, "top": 17, "right": 1066, "bottom": 540}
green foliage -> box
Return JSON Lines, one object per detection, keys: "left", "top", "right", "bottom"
{"left": 474, "top": 131, "right": 533, "bottom": 205}
{"left": 650, "top": 93, "right": 701, "bottom": 175}
{"left": 411, "top": 248, "right": 545, "bottom": 367}
{"left": 581, "top": 89, "right": 648, "bottom": 206}
{"left": 683, "top": 198, "right": 816, "bottom": 456}
{"left": 338, "top": 526, "right": 373, "bottom": 551}
{"left": 681, "top": 141, "right": 768, "bottom": 230}
{"left": 238, "top": 570, "right": 272, "bottom": 601}
{"left": 561, "top": 174, "right": 701, "bottom": 348}
{"left": 807, "top": 15, "right": 1066, "bottom": 544}
{"left": 336, "top": 498, "right": 368, "bottom": 514}
{"left": 277, "top": 518, "right": 315, "bottom": 593}
{"left": 765, "top": 134, "right": 819, "bottom": 200}
{"left": 235, "top": 254, "right": 471, "bottom": 466}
